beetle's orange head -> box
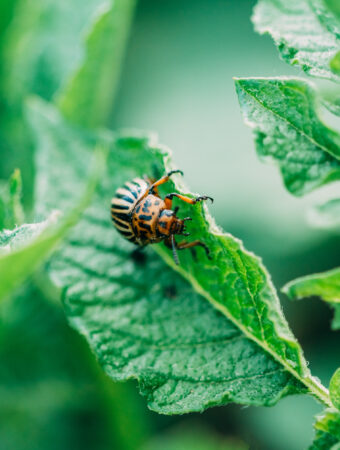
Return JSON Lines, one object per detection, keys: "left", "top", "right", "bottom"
{"left": 157, "top": 210, "right": 191, "bottom": 236}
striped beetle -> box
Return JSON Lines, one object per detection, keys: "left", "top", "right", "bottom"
{"left": 111, "top": 170, "right": 213, "bottom": 265}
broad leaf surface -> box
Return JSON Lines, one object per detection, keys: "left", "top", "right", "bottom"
{"left": 235, "top": 77, "right": 340, "bottom": 196}
{"left": 253, "top": 0, "right": 340, "bottom": 83}
{"left": 58, "top": 0, "right": 136, "bottom": 128}
{"left": 29, "top": 99, "right": 333, "bottom": 414}
{"left": 283, "top": 267, "right": 340, "bottom": 330}
{"left": 311, "top": 409, "right": 340, "bottom": 450}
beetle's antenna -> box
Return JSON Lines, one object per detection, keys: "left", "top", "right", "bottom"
{"left": 171, "top": 234, "right": 180, "bottom": 265}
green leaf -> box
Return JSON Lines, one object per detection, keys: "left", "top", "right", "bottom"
{"left": 0, "top": 142, "right": 100, "bottom": 302}
{"left": 308, "top": 198, "right": 340, "bottom": 229}
{"left": 253, "top": 0, "right": 340, "bottom": 83}
{"left": 284, "top": 267, "right": 340, "bottom": 304}
{"left": 283, "top": 267, "right": 340, "bottom": 330}
{"left": 1, "top": 0, "right": 113, "bottom": 103}
{"left": 57, "top": 0, "right": 136, "bottom": 128}
{"left": 330, "top": 368, "right": 340, "bottom": 410}
{"left": 0, "top": 213, "right": 68, "bottom": 301}
{"left": 311, "top": 409, "right": 340, "bottom": 449}
{"left": 235, "top": 77, "right": 340, "bottom": 196}
{"left": 0, "top": 0, "right": 121, "bottom": 206}
{"left": 30, "top": 99, "right": 333, "bottom": 413}
{"left": 0, "top": 169, "right": 24, "bottom": 230}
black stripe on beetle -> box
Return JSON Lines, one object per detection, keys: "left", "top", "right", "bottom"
{"left": 115, "top": 194, "right": 135, "bottom": 203}
{"left": 111, "top": 203, "right": 130, "bottom": 211}
{"left": 112, "top": 212, "right": 131, "bottom": 222}
{"left": 113, "top": 218, "right": 130, "bottom": 229}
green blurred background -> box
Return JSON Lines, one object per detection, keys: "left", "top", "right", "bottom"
{"left": 0, "top": 0, "right": 339, "bottom": 449}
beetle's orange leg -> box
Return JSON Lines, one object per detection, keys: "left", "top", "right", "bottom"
{"left": 144, "top": 170, "right": 183, "bottom": 198}
{"left": 150, "top": 170, "right": 183, "bottom": 192}
{"left": 164, "top": 237, "right": 211, "bottom": 264}
{"left": 176, "top": 240, "right": 211, "bottom": 259}
{"left": 164, "top": 193, "right": 213, "bottom": 209}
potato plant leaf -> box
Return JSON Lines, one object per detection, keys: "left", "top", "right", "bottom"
{"left": 0, "top": 145, "right": 99, "bottom": 302}
{"left": 330, "top": 368, "right": 340, "bottom": 410}
{"left": 311, "top": 409, "right": 340, "bottom": 450}
{"left": 235, "top": 77, "right": 340, "bottom": 196}
{"left": 29, "top": 99, "right": 333, "bottom": 413}
{"left": 283, "top": 267, "right": 340, "bottom": 330}
{"left": 57, "top": 0, "right": 136, "bottom": 128}
{"left": 0, "top": 214, "right": 61, "bottom": 300}
{"left": 253, "top": 0, "right": 340, "bottom": 83}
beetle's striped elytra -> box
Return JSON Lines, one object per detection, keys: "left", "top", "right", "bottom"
{"left": 111, "top": 171, "right": 213, "bottom": 265}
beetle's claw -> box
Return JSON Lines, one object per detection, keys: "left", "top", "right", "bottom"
{"left": 183, "top": 217, "right": 192, "bottom": 221}
{"left": 168, "top": 169, "right": 183, "bottom": 177}
{"left": 195, "top": 195, "right": 214, "bottom": 203}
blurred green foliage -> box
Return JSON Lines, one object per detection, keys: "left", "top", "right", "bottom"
{"left": 0, "top": 282, "right": 152, "bottom": 450}
{"left": 0, "top": 0, "right": 339, "bottom": 449}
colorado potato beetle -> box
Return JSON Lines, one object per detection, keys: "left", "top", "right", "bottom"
{"left": 111, "top": 170, "right": 213, "bottom": 265}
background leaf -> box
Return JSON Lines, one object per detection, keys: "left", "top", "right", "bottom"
{"left": 252, "top": 0, "right": 340, "bottom": 82}
{"left": 2, "top": 0, "right": 110, "bottom": 103}
{"left": 0, "top": 0, "right": 135, "bottom": 206}
{"left": 0, "top": 0, "right": 107, "bottom": 205}
{"left": 30, "top": 99, "right": 334, "bottom": 413}
{"left": 283, "top": 267, "right": 340, "bottom": 330}
{"left": 0, "top": 214, "right": 69, "bottom": 301}
{"left": 330, "top": 368, "right": 340, "bottom": 410}
{"left": 235, "top": 77, "right": 340, "bottom": 196}
{"left": 58, "top": 0, "right": 136, "bottom": 128}
{"left": 311, "top": 409, "right": 340, "bottom": 449}
{"left": 0, "top": 146, "right": 99, "bottom": 302}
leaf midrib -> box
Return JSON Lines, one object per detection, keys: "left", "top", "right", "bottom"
{"left": 235, "top": 78, "right": 340, "bottom": 161}
{"left": 154, "top": 244, "right": 332, "bottom": 408}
